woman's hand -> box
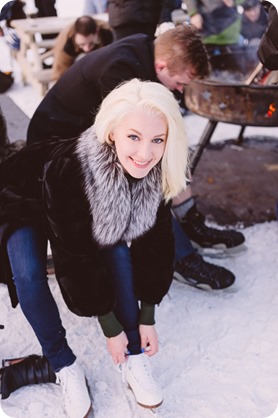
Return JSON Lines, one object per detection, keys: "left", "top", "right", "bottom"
{"left": 106, "top": 331, "right": 129, "bottom": 364}
{"left": 139, "top": 324, "right": 159, "bottom": 356}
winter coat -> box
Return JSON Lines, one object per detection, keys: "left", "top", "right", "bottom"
{"left": 52, "top": 19, "right": 113, "bottom": 80}
{"left": 258, "top": 4, "right": 278, "bottom": 70}
{"left": 27, "top": 34, "right": 156, "bottom": 143}
{"left": 184, "top": 0, "right": 242, "bottom": 45}
{"left": 108, "top": 0, "right": 177, "bottom": 28}
{"left": 240, "top": 6, "right": 268, "bottom": 41}
{"left": 0, "top": 130, "right": 175, "bottom": 316}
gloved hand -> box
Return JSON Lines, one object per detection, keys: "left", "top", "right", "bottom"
{"left": 155, "top": 21, "right": 175, "bottom": 37}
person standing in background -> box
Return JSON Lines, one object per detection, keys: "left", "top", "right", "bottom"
{"left": 34, "top": 0, "right": 56, "bottom": 17}
{"left": 34, "top": 0, "right": 57, "bottom": 39}
{"left": 183, "top": 0, "right": 243, "bottom": 55}
{"left": 107, "top": 0, "right": 178, "bottom": 40}
{"left": 240, "top": 0, "right": 268, "bottom": 45}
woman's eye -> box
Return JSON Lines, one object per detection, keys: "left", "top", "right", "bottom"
{"left": 152, "top": 138, "right": 164, "bottom": 144}
{"left": 128, "top": 135, "right": 139, "bottom": 141}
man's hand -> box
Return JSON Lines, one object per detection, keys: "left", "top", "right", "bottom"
{"left": 190, "top": 13, "right": 203, "bottom": 30}
{"left": 139, "top": 325, "right": 159, "bottom": 356}
{"left": 106, "top": 331, "right": 129, "bottom": 364}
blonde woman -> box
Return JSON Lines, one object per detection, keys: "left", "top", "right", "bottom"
{"left": 0, "top": 79, "right": 188, "bottom": 417}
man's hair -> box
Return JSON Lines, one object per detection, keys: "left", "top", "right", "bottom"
{"left": 74, "top": 16, "right": 97, "bottom": 36}
{"left": 154, "top": 24, "right": 210, "bottom": 79}
{"left": 94, "top": 78, "right": 189, "bottom": 201}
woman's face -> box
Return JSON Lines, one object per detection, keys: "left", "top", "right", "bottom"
{"left": 109, "top": 110, "right": 167, "bottom": 179}
{"left": 74, "top": 33, "right": 96, "bottom": 52}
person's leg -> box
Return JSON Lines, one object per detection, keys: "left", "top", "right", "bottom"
{"left": 101, "top": 242, "right": 141, "bottom": 354}
{"left": 172, "top": 216, "right": 195, "bottom": 262}
{"left": 172, "top": 216, "right": 235, "bottom": 289}
{"left": 7, "top": 226, "right": 75, "bottom": 372}
{"left": 102, "top": 242, "right": 162, "bottom": 408}
{"left": 172, "top": 185, "right": 246, "bottom": 256}
{"left": 7, "top": 226, "right": 91, "bottom": 418}
{"left": 34, "top": 0, "right": 57, "bottom": 17}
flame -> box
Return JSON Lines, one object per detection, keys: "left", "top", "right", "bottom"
{"left": 266, "top": 102, "right": 276, "bottom": 118}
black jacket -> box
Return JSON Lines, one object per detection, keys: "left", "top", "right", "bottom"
{"left": 27, "top": 34, "right": 156, "bottom": 143}
{"left": 241, "top": 6, "right": 268, "bottom": 41}
{"left": 258, "top": 4, "right": 278, "bottom": 70}
{"left": 108, "top": 0, "right": 177, "bottom": 28}
{"left": 0, "top": 131, "right": 175, "bottom": 316}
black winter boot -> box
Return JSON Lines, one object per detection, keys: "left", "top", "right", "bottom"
{"left": 174, "top": 252, "right": 235, "bottom": 290}
{"left": 0, "top": 355, "right": 56, "bottom": 399}
{"left": 180, "top": 204, "right": 246, "bottom": 256}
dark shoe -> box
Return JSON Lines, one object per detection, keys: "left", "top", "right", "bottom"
{"left": 0, "top": 355, "right": 56, "bottom": 399}
{"left": 181, "top": 205, "right": 246, "bottom": 256}
{"left": 174, "top": 252, "right": 235, "bottom": 290}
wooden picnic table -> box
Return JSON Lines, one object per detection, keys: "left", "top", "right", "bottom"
{"left": 11, "top": 14, "right": 108, "bottom": 95}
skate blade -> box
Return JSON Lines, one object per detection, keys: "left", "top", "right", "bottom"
{"left": 192, "top": 242, "right": 247, "bottom": 258}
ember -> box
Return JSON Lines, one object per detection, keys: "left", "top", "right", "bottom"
{"left": 266, "top": 102, "right": 276, "bottom": 118}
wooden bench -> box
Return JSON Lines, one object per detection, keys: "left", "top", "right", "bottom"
{"left": 32, "top": 68, "right": 54, "bottom": 96}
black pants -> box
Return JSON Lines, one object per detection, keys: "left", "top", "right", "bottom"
{"left": 34, "top": 0, "right": 57, "bottom": 17}
{"left": 35, "top": 0, "right": 58, "bottom": 39}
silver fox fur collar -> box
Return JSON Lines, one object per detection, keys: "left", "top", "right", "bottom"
{"left": 76, "top": 127, "right": 163, "bottom": 247}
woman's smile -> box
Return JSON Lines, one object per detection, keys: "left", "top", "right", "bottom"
{"left": 130, "top": 158, "right": 152, "bottom": 168}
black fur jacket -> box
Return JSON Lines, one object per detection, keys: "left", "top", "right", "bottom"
{"left": 0, "top": 127, "right": 175, "bottom": 316}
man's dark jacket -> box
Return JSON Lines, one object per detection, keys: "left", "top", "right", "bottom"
{"left": 258, "top": 3, "right": 278, "bottom": 70}
{"left": 27, "top": 34, "right": 156, "bottom": 143}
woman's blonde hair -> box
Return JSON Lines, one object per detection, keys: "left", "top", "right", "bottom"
{"left": 94, "top": 78, "right": 189, "bottom": 201}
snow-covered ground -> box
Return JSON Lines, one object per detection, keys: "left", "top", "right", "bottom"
{"left": 1, "top": 225, "right": 278, "bottom": 418}
{"left": 1, "top": 1, "right": 278, "bottom": 417}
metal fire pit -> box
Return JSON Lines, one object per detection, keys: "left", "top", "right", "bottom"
{"left": 185, "top": 81, "right": 278, "bottom": 127}
{"left": 185, "top": 50, "right": 278, "bottom": 173}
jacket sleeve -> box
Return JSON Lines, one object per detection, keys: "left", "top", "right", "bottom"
{"left": 0, "top": 144, "right": 47, "bottom": 225}
{"left": 131, "top": 200, "right": 175, "bottom": 305}
{"left": 258, "top": 4, "right": 278, "bottom": 70}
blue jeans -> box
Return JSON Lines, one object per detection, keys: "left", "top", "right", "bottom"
{"left": 7, "top": 226, "right": 75, "bottom": 372}
{"left": 172, "top": 217, "right": 195, "bottom": 263}
{"left": 101, "top": 243, "right": 142, "bottom": 355}
{"left": 6, "top": 219, "right": 193, "bottom": 367}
